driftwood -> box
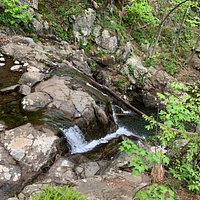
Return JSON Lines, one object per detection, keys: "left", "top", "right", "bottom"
{"left": 64, "top": 60, "right": 198, "bottom": 136}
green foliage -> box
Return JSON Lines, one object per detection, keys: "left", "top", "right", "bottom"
{"left": 121, "top": 83, "right": 199, "bottom": 194}
{"left": 126, "top": 0, "right": 159, "bottom": 26}
{"left": 120, "top": 140, "right": 169, "bottom": 176}
{"left": 33, "top": 185, "right": 87, "bottom": 200}
{"left": 135, "top": 184, "right": 175, "bottom": 200}
{"left": 169, "top": 136, "right": 200, "bottom": 193}
{"left": 0, "top": 0, "right": 32, "bottom": 27}
{"left": 127, "top": 64, "right": 134, "bottom": 75}
{"left": 144, "top": 83, "right": 200, "bottom": 193}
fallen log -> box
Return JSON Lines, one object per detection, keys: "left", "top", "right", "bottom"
{"left": 64, "top": 60, "right": 198, "bottom": 136}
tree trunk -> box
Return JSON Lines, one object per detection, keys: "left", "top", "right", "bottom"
{"left": 172, "top": 6, "right": 190, "bottom": 55}
{"left": 148, "top": 0, "right": 190, "bottom": 56}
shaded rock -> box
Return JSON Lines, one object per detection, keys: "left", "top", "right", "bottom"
{"left": 76, "top": 161, "right": 100, "bottom": 178}
{"left": 0, "top": 84, "right": 19, "bottom": 92}
{"left": 18, "top": 71, "right": 45, "bottom": 86}
{"left": 0, "top": 144, "right": 21, "bottom": 200}
{"left": 22, "top": 92, "right": 52, "bottom": 111}
{"left": 43, "top": 157, "right": 76, "bottom": 184}
{"left": 19, "top": 84, "right": 31, "bottom": 95}
{"left": 191, "top": 55, "right": 200, "bottom": 71}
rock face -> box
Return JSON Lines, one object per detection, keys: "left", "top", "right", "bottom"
{"left": 0, "top": 123, "right": 59, "bottom": 199}
{"left": 34, "top": 75, "right": 114, "bottom": 140}
{"left": 124, "top": 54, "right": 176, "bottom": 107}
{"left": 93, "top": 27, "right": 118, "bottom": 52}
{"left": 73, "top": 8, "right": 96, "bottom": 44}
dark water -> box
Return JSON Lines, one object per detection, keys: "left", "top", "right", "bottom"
{"left": 0, "top": 56, "right": 44, "bottom": 129}
{"left": 0, "top": 56, "right": 22, "bottom": 90}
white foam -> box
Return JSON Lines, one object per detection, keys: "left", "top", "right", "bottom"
{"left": 61, "top": 126, "right": 139, "bottom": 154}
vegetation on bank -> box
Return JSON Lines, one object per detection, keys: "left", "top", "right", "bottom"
{"left": 33, "top": 185, "right": 87, "bottom": 200}
{"left": 121, "top": 82, "right": 200, "bottom": 199}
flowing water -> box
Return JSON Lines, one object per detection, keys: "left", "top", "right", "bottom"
{"left": 61, "top": 105, "right": 153, "bottom": 154}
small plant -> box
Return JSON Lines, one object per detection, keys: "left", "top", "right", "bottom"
{"left": 127, "top": 64, "right": 134, "bottom": 76}
{"left": 135, "top": 184, "right": 175, "bottom": 200}
{"left": 33, "top": 185, "right": 87, "bottom": 200}
{"left": 0, "top": 0, "right": 32, "bottom": 27}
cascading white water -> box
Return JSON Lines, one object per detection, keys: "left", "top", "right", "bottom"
{"left": 61, "top": 125, "right": 138, "bottom": 154}
{"left": 61, "top": 105, "right": 143, "bottom": 154}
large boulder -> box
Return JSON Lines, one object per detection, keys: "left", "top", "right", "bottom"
{"left": 0, "top": 123, "right": 59, "bottom": 199}
{"left": 93, "top": 26, "right": 118, "bottom": 52}
{"left": 34, "top": 75, "right": 114, "bottom": 140}
{"left": 73, "top": 8, "right": 96, "bottom": 44}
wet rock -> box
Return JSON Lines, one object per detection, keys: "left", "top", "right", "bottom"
{"left": 19, "top": 84, "right": 31, "bottom": 95}
{"left": 18, "top": 71, "right": 45, "bottom": 86}
{"left": 73, "top": 8, "right": 96, "bottom": 44}
{"left": 22, "top": 92, "right": 52, "bottom": 111}
{"left": 14, "top": 61, "right": 20, "bottom": 65}
{"left": 0, "top": 84, "right": 19, "bottom": 92}
{"left": 35, "top": 75, "right": 114, "bottom": 140}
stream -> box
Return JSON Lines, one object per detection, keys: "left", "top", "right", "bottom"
{"left": 0, "top": 55, "right": 154, "bottom": 155}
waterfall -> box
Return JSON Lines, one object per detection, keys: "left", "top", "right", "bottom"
{"left": 61, "top": 105, "right": 144, "bottom": 154}
{"left": 61, "top": 125, "right": 138, "bottom": 154}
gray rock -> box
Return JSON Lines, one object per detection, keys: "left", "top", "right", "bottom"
{"left": 19, "top": 84, "right": 31, "bottom": 95}
{"left": 0, "top": 84, "right": 19, "bottom": 92}
{"left": 0, "top": 57, "right": 5, "bottom": 62}
{"left": 125, "top": 55, "right": 148, "bottom": 81}
{"left": 18, "top": 71, "right": 45, "bottom": 86}
{"left": 76, "top": 162, "right": 100, "bottom": 178}
{"left": 10, "top": 65, "right": 22, "bottom": 72}
{"left": 22, "top": 92, "right": 52, "bottom": 111}
{"left": 44, "top": 157, "right": 76, "bottom": 184}
{"left": 95, "top": 29, "right": 118, "bottom": 52}
{"left": 0, "top": 63, "right": 5, "bottom": 67}
{"left": 2, "top": 123, "right": 58, "bottom": 170}
{"left": 0, "top": 143, "right": 22, "bottom": 199}
{"left": 32, "top": 18, "right": 44, "bottom": 34}
{"left": 73, "top": 8, "right": 96, "bottom": 44}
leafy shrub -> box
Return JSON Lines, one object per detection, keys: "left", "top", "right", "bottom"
{"left": 135, "top": 184, "right": 175, "bottom": 200}
{"left": 33, "top": 185, "right": 87, "bottom": 200}
{"left": 0, "top": 0, "right": 32, "bottom": 27}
